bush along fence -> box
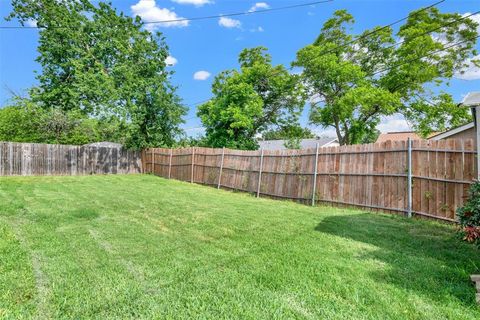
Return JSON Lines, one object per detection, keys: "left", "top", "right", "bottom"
{"left": 0, "top": 142, "right": 142, "bottom": 176}
{"left": 143, "top": 139, "right": 478, "bottom": 222}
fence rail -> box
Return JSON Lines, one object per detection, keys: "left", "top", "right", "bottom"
{"left": 144, "top": 139, "right": 477, "bottom": 222}
{"left": 0, "top": 140, "right": 476, "bottom": 222}
{"left": 0, "top": 142, "right": 142, "bottom": 176}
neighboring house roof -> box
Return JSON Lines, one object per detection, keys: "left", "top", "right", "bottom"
{"left": 428, "top": 122, "right": 475, "bottom": 141}
{"left": 258, "top": 138, "right": 339, "bottom": 150}
{"left": 462, "top": 92, "right": 480, "bottom": 107}
{"left": 376, "top": 131, "right": 421, "bottom": 143}
{"left": 84, "top": 142, "right": 123, "bottom": 148}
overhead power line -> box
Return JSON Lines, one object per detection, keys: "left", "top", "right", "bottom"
{"left": 190, "top": 0, "right": 454, "bottom": 107}
{"left": 290, "top": 1, "right": 471, "bottom": 75}
{"left": 376, "top": 10, "right": 480, "bottom": 53}
{"left": 0, "top": 0, "right": 334, "bottom": 29}
{"left": 371, "top": 34, "right": 480, "bottom": 76}
{"left": 143, "top": 0, "right": 333, "bottom": 25}
{"left": 189, "top": 34, "right": 480, "bottom": 111}
{"left": 315, "top": 0, "right": 446, "bottom": 58}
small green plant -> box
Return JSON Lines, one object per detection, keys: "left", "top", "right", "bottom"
{"left": 457, "top": 181, "right": 480, "bottom": 247}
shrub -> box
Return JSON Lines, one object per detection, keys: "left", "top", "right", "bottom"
{"left": 457, "top": 181, "right": 480, "bottom": 247}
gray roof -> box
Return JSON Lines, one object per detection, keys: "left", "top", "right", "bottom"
{"left": 258, "top": 138, "right": 338, "bottom": 150}
{"left": 462, "top": 92, "right": 480, "bottom": 107}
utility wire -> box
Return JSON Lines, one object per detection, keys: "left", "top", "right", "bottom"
{"left": 184, "top": 37, "right": 479, "bottom": 110}
{"left": 281, "top": 5, "right": 477, "bottom": 92}
{"left": 0, "top": 0, "right": 334, "bottom": 29}
{"left": 371, "top": 34, "right": 480, "bottom": 76}
{"left": 186, "top": 0, "right": 451, "bottom": 108}
{"left": 143, "top": 0, "right": 333, "bottom": 25}
{"left": 373, "top": 10, "right": 479, "bottom": 54}
{"left": 148, "top": 3, "right": 479, "bottom": 112}
{"left": 312, "top": 0, "right": 446, "bottom": 58}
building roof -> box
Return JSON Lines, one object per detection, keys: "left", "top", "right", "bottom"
{"left": 258, "top": 138, "right": 338, "bottom": 150}
{"left": 428, "top": 122, "right": 474, "bottom": 140}
{"left": 461, "top": 92, "right": 480, "bottom": 107}
{"left": 376, "top": 131, "right": 421, "bottom": 143}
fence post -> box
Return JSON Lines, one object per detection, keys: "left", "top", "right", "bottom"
{"left": 476, "top": 107, "right": 480, "bottom": 180}
{"left": 168, "top": 148, "right": 173, "bottom": 179}
{"left": 311, "top": 143, "right": 320, "bottom": 206}
{"left": 256, "top": 148, "right": 264, "bottom": 198}
{"left": 191, "top": 147, "right": 195, "bottom": 183}
{"left": 407, "top": 138, "right": 412, "bottom": 218}
{"left": 152, "top": 149, "right": 156, "bottom": 175}
{"left": 217, "top": 147, "right": 225, "bottom": 189}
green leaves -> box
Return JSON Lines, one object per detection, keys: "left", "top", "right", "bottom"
{"left": 198, "top": 47, "right": 305, "bottom": 150}
{"left": 0, "top": 102, "right": 124, "bottom": 145}
{"left": 7, "top": 0, "right": 186, "bottom": 149}
{"left": 295, "top": 8, "right": 479, "bottom": 145}
{"left": 457, "top": 181, "right": 480, "bottom": 246}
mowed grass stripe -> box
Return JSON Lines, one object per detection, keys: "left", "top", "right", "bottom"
{"left": 0, "top": 175, "right": 479, "bottom": 319}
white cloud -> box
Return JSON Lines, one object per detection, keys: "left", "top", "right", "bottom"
{"left": 131, "top": 0, "right": 188, "bottom": 30}
{"left": 218, "top": 17, "right": 241, "bottom": 28}
{"left": 448, "top": 13, "right": 480, "bottom": 80}
{"left": 171, "top": 0, "right": 212, "bottom": 6}
{"left": 249, "top": 26, "right": 264, "bottom": 32}
{"left": 184, "top": 126, "right": 204, "bottom": 132}
{"left": 290, "top": 67, "right": 303, "bottom": 75}
{"left": 165, "top": 55, "right": 178, "bottom": 66}
{"left": 309, "top": 127, "right": 337, "bottom": 138}
{"left": 377, "top": 115, "right": 411, "bottom": 133}
{"left": 308, "top": 115, "right": 412, "bottom": 140}
{"left": 25, "top": 19, "right": 37, "bottom": 27}
{"left": 463, "top": 12, "right": 480, "bottom": 35}
{"left": 193, "top": 70, "right": 211, "bottom": 80}
{"left": 248, "top": 2, "right": 269, "bottom": 12}
{"left": 184, "top": 126, "right": 205, "bottom": 137}
{"left": 455, "top": 54, "right": 480, "bottom": 80}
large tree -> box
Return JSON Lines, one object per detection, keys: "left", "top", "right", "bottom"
{"left": 197, "top": 47, "right": 305, "bottom": 150}
{"left": 7, "top": 0, "right": 187, "bottom": 149}
{"left": 294, "top": 8, "right": 479, "bottom": 145}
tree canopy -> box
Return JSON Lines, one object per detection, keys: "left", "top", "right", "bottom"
{"left": 6, "top": 0, "right": 187, "bottom": 149}
{"left": 0, "top": 101, "right": 123, "bottom": 145}
{"left": 294, "top": 8, "right": 479, "bottom": 145}
{"left": 197, "top": 47, "right": 305, "bottom": 150}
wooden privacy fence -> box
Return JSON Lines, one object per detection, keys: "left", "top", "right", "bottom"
{"left": 0, "top": 142, "right": 142, "bottom": 176}
{"left": 144, "top": 139, "right": 478, "bottom": 222}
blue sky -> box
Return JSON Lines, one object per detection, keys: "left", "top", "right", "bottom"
{"left": 0, "top": 0, "right": 479, "bottom": 138}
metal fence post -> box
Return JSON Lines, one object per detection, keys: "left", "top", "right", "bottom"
{"left": 217, "top": 147, "right": 225, "bottom": 189}
{"left": 407, "top": 138, "right": 412, "bottom": 218}
{"left": 168, "top": 148, "right": 173, "bottom": 179}
{"left": 256, "top": 148, "right": 264, "bottom": 198}
{"left": 312, "top": 143, "right": 320, "bottom": 206}
{"left": 191, "top": 147, "right": 195, "bottom": 183}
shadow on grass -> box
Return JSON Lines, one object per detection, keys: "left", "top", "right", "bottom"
{"left": 315, "top": 213, "right": 480, "bottom": 306}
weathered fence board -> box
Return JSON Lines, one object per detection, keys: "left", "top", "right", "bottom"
{"left": 144, "top": 139, "right": 477, "bottom": 222}
{"left": 0, "top": 142, "right": 142, "bottom": 176}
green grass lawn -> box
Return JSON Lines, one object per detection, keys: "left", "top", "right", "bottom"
{"left": 0, "top": 175, "right": 479, "bottom": 319}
